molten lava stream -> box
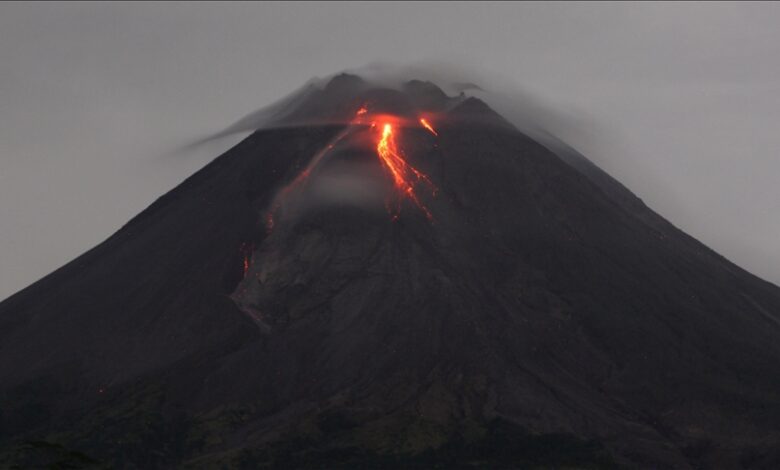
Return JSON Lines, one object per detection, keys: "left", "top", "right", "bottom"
{"left": 374, "top": 122, "right": 435, "bottom": 220}
{"left": 266, "top": 108, "right": 439, "bottom": 230}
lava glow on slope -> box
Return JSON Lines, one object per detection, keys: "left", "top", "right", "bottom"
{"left": 265, "top": 106, "right": 439, "bottom": 231}
{"left": 375, "top": 121, "right": 435, "bottom": 220}
{"left": 419, "top": 118, "right": 438, "bottom": 136}
{"left": 240, "top": 242, "right": 254, "bottom": 276}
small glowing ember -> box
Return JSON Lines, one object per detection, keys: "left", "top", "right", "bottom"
{"left": 419, "top": 118, "right": 438, "bottom": 136}
{"left": 240, "top": 242, "right": 254, "bottom": 277}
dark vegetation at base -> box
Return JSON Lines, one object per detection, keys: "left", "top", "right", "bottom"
{"left": 0, "top": 440, "right": 106, "bottom": 470}
{"left": 0, "top": 376, "right": 621, "bottom": 469}
{"left": 234, "top": 419, "right": 620, "bottom": 469}
{"left": 0, "top": 421, "right": 619, "bottom": 470}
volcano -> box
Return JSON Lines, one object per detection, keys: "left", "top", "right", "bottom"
{"left": 2, "top": 74, "right": 780, "bottom": 469}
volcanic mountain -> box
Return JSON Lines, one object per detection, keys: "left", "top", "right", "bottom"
{"left": 2, "top": 74, "right": 780, "bottom": 469}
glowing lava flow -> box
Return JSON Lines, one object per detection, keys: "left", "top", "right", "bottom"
{"left": 265, "top": 107, "right": 439, "bottom": 231}
{"left": 265, "top": 127, "right": 353, "bottom": 231}
{"left": 419, "top": 118, "right": 438, "bottom": 136}
{"left": 374, "top": 122, "right": 436, "bottom": 220}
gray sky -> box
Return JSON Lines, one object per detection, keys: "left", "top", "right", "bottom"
{"left": 1, "top": 2, "right": 779, "bottom": 300}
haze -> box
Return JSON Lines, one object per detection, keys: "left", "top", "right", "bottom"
{"left": 2, "top": 2, "right": 779, "bottom": 300}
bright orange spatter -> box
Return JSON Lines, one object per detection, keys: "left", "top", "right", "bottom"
{"left": 419, "top": 118, "right": 438, "bottom": 136}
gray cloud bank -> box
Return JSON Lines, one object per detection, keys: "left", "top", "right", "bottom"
{"left": 2, "top": 2, "right": 779, "bottom": 300}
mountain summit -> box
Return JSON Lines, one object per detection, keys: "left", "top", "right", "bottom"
{"left": 1, "top": 74, "right": 779, "bottom": 469}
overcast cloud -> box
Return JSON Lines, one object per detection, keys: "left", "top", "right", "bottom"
{"left": 1, "top": 2, "right": 779, "bottom": 300}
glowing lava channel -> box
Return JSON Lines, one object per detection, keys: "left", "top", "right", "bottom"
{"left": 374, "top": 122, "right": 436, "bottom": 220}
{"left": 266, "top": 106, "right": 439, "bottom": 230}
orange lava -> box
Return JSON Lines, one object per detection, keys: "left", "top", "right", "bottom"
{"left": 419, "top": 118, "right": 438, "bottom": 136}
{"left": 374, "top": 122, "right": 435, "bottom": 220}
{"left": 265, "top": 107, "right": 440, "bottom": 230}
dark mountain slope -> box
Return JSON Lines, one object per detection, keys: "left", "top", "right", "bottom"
{"left": 1, "top": 76, "right": 779, "bottom": 469}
